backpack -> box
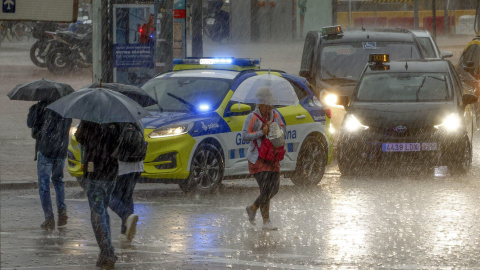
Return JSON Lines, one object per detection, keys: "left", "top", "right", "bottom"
{"left": 113, "top": 123, "right": 147, "bottom": 162}
{"left": 27, "top": 103, "right": 47, "bottom": 140}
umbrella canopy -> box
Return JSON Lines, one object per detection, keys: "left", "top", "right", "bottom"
{"left": 46, "top": 87, "right": 151, "bottom": 124}
{"left": 85, "top": 82, "right": 157, "bottom": 107}
{"left": 7, "top": 79, "right": 75, "bottom": 102}
{"left": 231, "top": 74, "right": 299, "bottom": 106}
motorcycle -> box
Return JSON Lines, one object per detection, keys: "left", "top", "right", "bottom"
{"left": 30, "top": 22, "right": 61, "bottom": 68}
{"left": 45, "top": 27, "right": 92, "bottom": 75}
{"left": 203, "top": 1, "right": 229, "bottom": 42}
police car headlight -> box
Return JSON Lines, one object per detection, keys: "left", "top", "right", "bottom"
{"left": 434, "top": 113, "right": 461, "bottom": 131}
{"left": 70, "top": 126, "right": 77, "bottom": 137}
{"left": 344, "top": 114, "right": 369, "bottom": 132}
{"left": 149, "top": 124, "right": 190, "bottom": 138}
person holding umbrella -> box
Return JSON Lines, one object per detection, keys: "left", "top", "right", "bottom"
{"left": 8, "top": 79, "right": 74, "bottom": 230}
{"left": 47, "top": 87, "right": 150, "bottom": 268}
{"left": 241, "top": 86, "right": 286, "bottom": 231}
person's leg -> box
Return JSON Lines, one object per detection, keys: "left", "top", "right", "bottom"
{"left": 51, "top": 157, "right": 67, "bottom": 225}
{"left": 86, "top": 179, "right": 116, "bottom": 262}
{"left": 37, "top": 152, "right": 55, "bottom": 228}
{"left": 110, "top": 172, "right": 140, "bottom": 240}
{"left": 258, "top": 172, "right": 280, "bottom": 228}
{"left": 109, "top": 174, "right": 128, "bottom": 233}
{"left": 246, "top": 172, "right": 268, "bottom": 225}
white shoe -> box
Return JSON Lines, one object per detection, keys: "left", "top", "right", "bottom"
{"left": 118, "top": 233, "right": 129, "bottom": 244}
{"left": 125, "top": 214, "right": 138, "bottom": 241}
{"left": 262, "top": 221, "right": 278, "bottom": 231}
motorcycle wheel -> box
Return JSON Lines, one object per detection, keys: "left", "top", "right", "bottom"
{"left": 30, "top": 40, "right": 49, "bottom": 68}
{"left": 47, "top": 47, "right": 73, "bottom": 75}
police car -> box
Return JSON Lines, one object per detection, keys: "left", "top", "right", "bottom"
{"left": 336, "top": 54, "right": 478, "bottom": 175}
{"left": 67, "top": 58, "right": 334, "bottom": 193}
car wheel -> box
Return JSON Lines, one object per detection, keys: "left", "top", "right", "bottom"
{"left": 179, "top": 144, "right": 224, "bottom": 194}
{"left": 338, "top": 145, "right": 358, "bottom": 176}
{"left": 449, "top": 136, "right": 472, "bottom": 174}
{"left": 290, "top": 136, "right": 327, "bottom": 187}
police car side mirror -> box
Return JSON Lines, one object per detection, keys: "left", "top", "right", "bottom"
{"left": 230, "top": 103, "right": 252, "bottom": 113}
{"left": 337, "top": 95, "right": 349, "bottom": 107}
{"left": 299, "top": 69, "right": 310, "bottom": 78}
{"left": 462, "top": 93, "right": 478, "bottom": 105}
{"left": 441, "top": 51, "right": 453, "bottom": 59}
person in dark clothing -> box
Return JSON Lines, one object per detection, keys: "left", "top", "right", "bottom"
{"left": 27, "top": 102, "right": 72, "bottom": 230}
{"left": 75, "top": 120, "right": 120, "bottom": 269}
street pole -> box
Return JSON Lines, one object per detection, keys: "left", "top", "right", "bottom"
{"left": 349, "top": 0, "right": 351, "bottom": 27}
{"left": 444, "top": 0, "right": 449, "bottom": 35}
{"left": 92, "top": 0, "right": 102, "bottom": 83}
{"left": 432, "top": 0, "right": 437, "bottom": 40}
{"left": 414, "top": 0, "right": 419, "bottom": 29}
{"left": 375, "top": 0, "right": 378, "bottom": 27}
{"left": 191, "top": 0, "right": 203, "bottom": 57}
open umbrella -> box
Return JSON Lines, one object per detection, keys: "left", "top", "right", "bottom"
{"left": 231, "top": 73, "right": 299, "bottom": 106}
{"left": 7, "top": 78, "right": 74, "bottom": 102}
{"left": 46, "top": 87, "right": 150, "bottom": 124}
{"left": 84, "top": 82, "right": 157, "bottom": 107}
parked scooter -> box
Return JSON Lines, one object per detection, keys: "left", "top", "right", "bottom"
{"left": 203, "top": 0, "right": 229, "bottom": 42}
{"left": 46, "top": 27, "right": 92, "bottom": 75}
{"left": 30, "top": 22, "right": 62, "bottom": 68}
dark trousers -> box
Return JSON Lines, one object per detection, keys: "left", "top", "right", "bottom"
{"left": 109, "top": 172, "right": 140, "bottom": 234}
{"left": 253, "top": 171, "right": 280, "bottom": 220}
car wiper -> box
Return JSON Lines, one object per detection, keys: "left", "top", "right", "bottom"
{"left": 415, "top": 76, "right": 427, "bottom": 101}
{"left": 153, "top": 90, "right": 163, "bottom": 112}
{"left": 167, "top": 92, "right": 196, "bottom": 111}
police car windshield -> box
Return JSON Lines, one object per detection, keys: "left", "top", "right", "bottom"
{"left": 142, "top": 77, "right": 231, "bottom": 112}
{"left": 356, "top": 73, "right": 450, "bottom": 102}
{"left": 319, "top": 42, "right": 420, "bottom": 81}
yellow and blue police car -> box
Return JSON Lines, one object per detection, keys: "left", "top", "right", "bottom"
{"left": 67, "top": 58, "right": 334, "bottom": 193}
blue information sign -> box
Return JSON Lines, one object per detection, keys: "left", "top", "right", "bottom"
{"left": 113, "top": 44, "right": 154, "bottom": 68}
{"left": 3, "top": 0, "right": 15, "bottom": 13}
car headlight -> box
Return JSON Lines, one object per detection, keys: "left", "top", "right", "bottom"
{"left": 434, "top": 113, "right": 461, "bottom": 131}
{"left": 343, "top": 114, "right": 369, "bottom": 132}
{"left": 149, "top": 124, "right": 191, "bottom": 138}
{"left": 70, "top": 126, "right": 77, "bottom": 137}
{"left": 324, "top": 93, "right": 338, "bottom": 106}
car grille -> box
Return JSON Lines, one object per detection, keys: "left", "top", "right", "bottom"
{"left": 153, "top": 152, "right": 177, "bottom": 170}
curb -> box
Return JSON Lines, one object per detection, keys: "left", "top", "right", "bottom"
{"left": 0, "top": 180, "right": 79, "bottom": 190}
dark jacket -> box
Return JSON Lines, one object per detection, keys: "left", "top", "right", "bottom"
{"left": 75, "top": 121, "right": 120, "bottom": 181}
{"left": 37, "top": 109, "right": 72, "bottom": 159}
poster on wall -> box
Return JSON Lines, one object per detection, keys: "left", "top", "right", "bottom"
{"left": 113, "top": 4, "right": 156, "bottom": 86}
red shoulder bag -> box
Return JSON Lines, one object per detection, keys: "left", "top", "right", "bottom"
{"left": 253, "top": 113, "right": 286, "bottom": 162}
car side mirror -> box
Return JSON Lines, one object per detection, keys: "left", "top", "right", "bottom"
{"left": 465, "top": 61, "right": 475, "bottom": 71}
{"left": 441, "top": 51, "right": 453, "bottom": 59}
{"left": 230, "top": 103, "right": 252, "bottom": 113}
{"left": 337, "top": 95, "right": 349, "bottom": 107}
{"left": 299, "top": 69, "right": 310, "bottom": 78}
{"left": 462, "top": 93, "right": 478, "bottom": 105}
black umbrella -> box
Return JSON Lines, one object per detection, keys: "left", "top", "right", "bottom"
{"left": 46, "top": 87, "right": 151, "bottom": 124}
{"left": 84, "top": 82, "right": 157, "bottom": 107}
{"left": 7, "top": 79, "right": 74, "bottom": 102}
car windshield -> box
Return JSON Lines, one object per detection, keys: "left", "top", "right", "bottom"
{"left": 417, "top": 37, "right": 437, "bottom": 58}
{"left": 319, "top": 42, "right": 421, "bottom": 80}
{"left": 356, "top": 73, "right": 451, "bottom": 102}
{"left": 142, "top": 77, "right": 231, "bottom": 112}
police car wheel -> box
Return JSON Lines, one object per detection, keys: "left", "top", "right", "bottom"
{"left": 290, "top": 136, "right": 327, "bottom": 187}
{"left": 179, "top": 144, "right": 224, "bottom": 194}
{"left": 449, "top": 136, "right": 472, "bottom": 175}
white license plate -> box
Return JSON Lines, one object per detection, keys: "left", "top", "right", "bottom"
{"left": 206, "top": 18, "right": 215, "bottom": 25}
{"left": 382, "top": 143, "right": 437, "bottom": 152}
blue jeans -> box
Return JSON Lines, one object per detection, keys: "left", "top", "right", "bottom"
{"left": 109, "top": 172, "right": 140, "bottom": 234}
{"left": 86, "top": 179, "right": 116, "bottom": 258}
{"left": 37, "top": 151, "right": 66, "bottom": 220}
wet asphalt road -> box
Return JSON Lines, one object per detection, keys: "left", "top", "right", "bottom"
{"left": 4, "top": 152, "right": 480, "bottom": 269}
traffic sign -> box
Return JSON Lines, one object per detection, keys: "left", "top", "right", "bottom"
{"left": 0, "top": 0, "right": 78, "bottom": 21}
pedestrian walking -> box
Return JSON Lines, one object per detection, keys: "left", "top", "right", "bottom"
{"left": 75, "top": 120, "right": 120, "bottom": 269}
{"left": 109, "top": 121, "right": 147, "bottom": 245}
{"left": 27, "top": 101, "right": 72, "bottom": 230}
{"left": 242, "top": 87, "right": 286, "bottom": 230}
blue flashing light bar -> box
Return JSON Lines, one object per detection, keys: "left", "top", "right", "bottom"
{"left": 173, "top": 57, "right": 260, "bottom": 67}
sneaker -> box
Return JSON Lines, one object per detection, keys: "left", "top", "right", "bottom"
{"left": 57, "top": 214, "right": 68, "bottom": 227}
{"left": 118, "top": 233, "right": 129, "bottom": 245}
{"left": 262, "top": 221, "right": 278, "bottom": 231}
{"left": 96, "top": 254, "right": 117, "bottom": 269}
{"left": 125, "top": 214, "right": 138, "bottom": 241}
{"left": 40, "top": 219, "right": 55, "bottom": 230}
{"left": 245, "top": 206, "right": 256, "bottom": 225}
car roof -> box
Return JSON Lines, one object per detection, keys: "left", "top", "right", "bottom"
{"left": 156, "top": 69, "right": 240, "bottom": 80}
{"left": 410, "top": 29, "right": 432, "bottom": 38}
{"left": 307, "top": 28, "right": 418, "bottom": 44}
{"left": 364, "top": 60, "right": 450, "bottom": 74}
